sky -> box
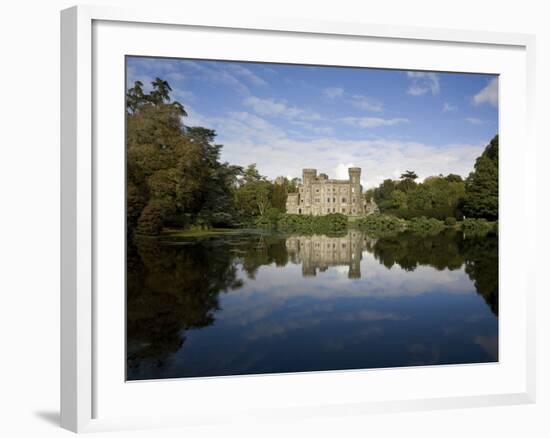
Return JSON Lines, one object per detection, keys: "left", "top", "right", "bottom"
{"left": 127, "top": 56, "right": 498, "bottom": 189}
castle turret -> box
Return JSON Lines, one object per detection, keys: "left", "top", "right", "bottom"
{"left": 302, "top": 168, "right": 317, "bottom": 185}
{"left": 348, "top": 167, "right": 361, "bottom": 185}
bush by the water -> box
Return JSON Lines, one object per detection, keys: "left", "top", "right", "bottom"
{"left": 407, "top": 216, "right": 445, "bottom": 235}
{"left": 444, "top": 217, "right": 457, "bottom": 226}
{"left": 136, "top": 200, "right": 171, "bottom": 235}
{"left": 255, "top": 207, "right": 282, "bottom": 229}
{"left": 462, "top": 218, "right": 494, "bottom": 236}
{"left": 354, "top": 214, "right": 404, "bottom": 234}
{"left": 277, "top": 213, "right": 348, "bottom": 234}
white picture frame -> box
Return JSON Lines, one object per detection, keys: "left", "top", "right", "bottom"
{"left": 60, "top": 4, "right": 537, "bottom": 433}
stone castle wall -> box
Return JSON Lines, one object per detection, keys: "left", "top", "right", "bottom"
{"left": 286, "top": 167, "right": 376, "bottom": 216}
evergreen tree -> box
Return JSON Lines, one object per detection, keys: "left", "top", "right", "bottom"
{"left": 463, "top": 135, "right": 499, "bottom": 220}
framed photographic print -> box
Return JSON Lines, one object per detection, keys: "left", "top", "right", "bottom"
{"left": 61, "top": 5, "right": 536, "bottom": 433}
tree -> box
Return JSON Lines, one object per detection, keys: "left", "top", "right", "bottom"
{"left": 126, "top": 80, "right": 146, "bottom": 114}
{"left": 126, "top": 78, "right": 241, "bottom": 234}
{"left": 463, "top": 135, "right": 498, "bottom": 220}
{"left": 287, "top": 177, "right": 301, "bottom": 193}
{"left": 445, "top": 173, "right": 463, "bottom": 183}
{"left": 400, "top": 170, "right": 418, "bottom": 180}
{"left": 234, "top": 164, "right": 273, "bottom": 218}
{"left": 389, "top": 190, "right": 408, "bottom": 210}
{"left": 148, "top": 77, "right": 172, "bottom": 105}
{"left": 373, "top": 179, "right": 397, "bottom": 210}
{"left": 271, "top": 178, "right": 288, "bottom": 212}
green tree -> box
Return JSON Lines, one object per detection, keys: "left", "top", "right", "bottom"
{"left": 445, "top": 173, "right": 463, "bottom": 183}
{"left": 126, "top": 78, "right": 241, "bottom": 234}
{"left": 126, "top": 80, "right": 146, "bottom": 114}
{"left": 234, "top": 164, "right": 273, "bottom": 218}
{"left": 271, "top": 178, "right": 288, "bottom": 212}
{"left": 400, "top": 170, "right": 418, "bottom": 180}
{"left": 287, "top": 177, "right": 301, "bottom": 193}
{"left": 463, "top": 135, "right": 498, "bottom": 220}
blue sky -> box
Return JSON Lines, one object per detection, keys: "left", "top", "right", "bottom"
{"left": 127, "top": 56, "right": 498, "bottom": 188}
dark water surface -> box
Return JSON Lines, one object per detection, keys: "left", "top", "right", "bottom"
{"left": 127, "top": 229, "right": 498, "bottom": 380}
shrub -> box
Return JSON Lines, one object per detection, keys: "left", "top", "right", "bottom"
{"left": 354, "top": 214, "right": 404, "bottom": 235}
{"left": 136, "top": 200, "right": 169, "bottom": 235}
{"left": 462, "top": 218, "right": 493, "bottom": 236}
{"left": 407, "top": 216, "right": 445, "bottom": 235}
{"left": 277, "top": 213, "right": 348, "bottom": 234}
{"left": 444, "top": 217, "right": 457, "bottom": 226}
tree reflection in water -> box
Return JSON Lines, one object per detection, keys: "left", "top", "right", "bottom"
{"left": 127, "top": 229, "right": 498, "bottom": 378}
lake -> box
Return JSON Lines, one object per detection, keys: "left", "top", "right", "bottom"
{"left": 127, "top": 228, "right": 498, "bottom": 380}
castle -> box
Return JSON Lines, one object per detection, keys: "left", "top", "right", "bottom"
{"left": 286, "top": 167, "right": 377, "bottom": 216}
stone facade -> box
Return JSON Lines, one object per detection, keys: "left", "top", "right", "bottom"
{"left": 286, "top": 167, "right": 377, "bottom": 216}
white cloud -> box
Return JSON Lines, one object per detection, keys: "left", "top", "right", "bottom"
{"left": 350, "top": 95, "right": 383, "bottom": 112}
{"left": 443, "top": 102, "right": 457, "bottom": 112}
{"left": 340, "top": 117, "right": 409, "bottom": 128}
{"left": 323, "top": 87, "right": 344, "bottom": 98}
{"left": 472, "top": 78, "right": 498, "bottom": 107}
{"left": 176, "top": 60, "right": 252, "bottom": 94}
{"left": 227, "top": 64, "right": 267, "bottom": 86}
{"left": 322, "top": 87, "right": 382, "bottom": 112}
{"left": 406, "top": 72, "right": 440, "bottom": 96}
{"left": 184, "top": 107, "right": 485, "bottom": 191}
{"left": 334, "top": 162, "right": 357, "bottom": 179}
{"left": 290, "top": 120, "right": 333, "bottom": 136}
{"left": 465, "top": 117, "right": 485, "bottom": 125}
{"left": 243, "top": 96, "right": 321, "bottom": 121}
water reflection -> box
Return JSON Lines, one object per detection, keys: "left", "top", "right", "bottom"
{"left": 285, "top": 231, "right": 374, "bottom": 278}
{"left": 127, "top": 229, "right": 498, "bottom": 380}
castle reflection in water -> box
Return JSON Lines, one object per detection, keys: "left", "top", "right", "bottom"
{"left": 285, "top": 231, "right": 376, "bottom": 279}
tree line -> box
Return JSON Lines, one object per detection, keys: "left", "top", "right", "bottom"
{"left": 365, "top": 135, "right": 498, "bottom": 221}
{"left": 127, "top": 78, "right": 498, "bottom": 236}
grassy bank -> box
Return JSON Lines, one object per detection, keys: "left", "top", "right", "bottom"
{"left": 160, "top": 214, "right": 497, "bottom": 238}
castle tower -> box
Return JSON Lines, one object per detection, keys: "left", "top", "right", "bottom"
{"left": 348, "top": 168, "right": 362, "bottom": 215}
{"left": 348, "top": 167, "right": 361, "bottom": 186}
{"left": 300, "top": 169, "right": 317, "bottom": 215}
{"left": 302, "top": 168, "right": 317, "bottom": 186}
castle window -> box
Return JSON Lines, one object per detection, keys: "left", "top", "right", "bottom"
{"left": 333, "top": 198, "right": 336, "bottom": 202}
{"left": 352, "top": 187, "right": 355, "bottom": 193}
{"left": 327, "top": 198, "right": 331, "bottom": 203}
{"left": 352, "top": 198, "right": 356, "bottom": 203}
{"left": 301, "top": 199, "right": 304, "bottom": 203}
{"left": 342, "top": 208, "right": 346, "bottom": 213}
{"left": 333, "top": 208, "right": 335, "bottom": 212}
{"left": 315, "top": 198, "right": 320, "bottom": 203}
{"left": 352, "top": 209, "right": 356, "bottom": 213}
{"left": 315, "top": 189, "right": 319, "bottom": 193}
{"left": 327, "top": 208, "right": 330, "bottom": 213}
{"left": 298, "top": 208, "right": 302, "bottom": 214}
{"left": 342, "top": 197, "right": 347, "bottom": 203}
